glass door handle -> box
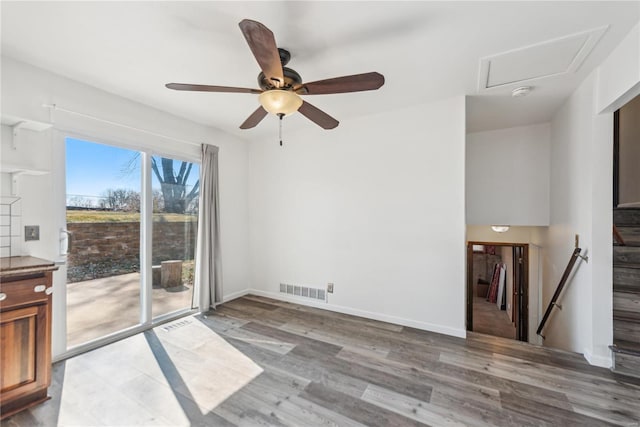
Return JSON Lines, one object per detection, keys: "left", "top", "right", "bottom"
{"left": 60, "top": 228, "right": 72, "bottom": 254}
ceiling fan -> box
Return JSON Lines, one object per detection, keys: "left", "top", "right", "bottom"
{"left": 166, "top": 19, "right": 385, "bottom": 131}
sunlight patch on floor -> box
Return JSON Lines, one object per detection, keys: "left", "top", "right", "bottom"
{"left": 156, "top": 318, "right": 265, "bottom": 413}
{"left": 53, "top": 316, "right": 263, "bottom": 426}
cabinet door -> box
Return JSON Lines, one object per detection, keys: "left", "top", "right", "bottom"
{"left": 0, "top": 305, "right": 47, "bottom": 397}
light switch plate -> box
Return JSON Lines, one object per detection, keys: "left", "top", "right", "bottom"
{"left": 25, "top": 225, "right": 40, "bottom": 241}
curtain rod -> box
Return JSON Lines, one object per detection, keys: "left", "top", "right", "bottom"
{"left": 42, "top": 103, "right": 203, "bottom": 146}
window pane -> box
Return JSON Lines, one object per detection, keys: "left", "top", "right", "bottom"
{"left": 150, "top": 156, "right": 199, "bottom": 318}
{"left": 65, "top": 138, "right": 141, "bottom": 348}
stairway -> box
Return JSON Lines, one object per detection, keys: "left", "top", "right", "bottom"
{"left": 611, "top": 208, "right": 640, "bottom": 378}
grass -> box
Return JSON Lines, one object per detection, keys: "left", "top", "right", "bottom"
{"left": 67, "top": 210, "right": 197, "bottom": 223}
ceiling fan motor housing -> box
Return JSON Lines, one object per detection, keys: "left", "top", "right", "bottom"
{"left": 278, "top": 48, "right": 291, "bottom": 66}
{"left": 258, "top": 67, "right": 302, "bottom": 90}
{"left": 257, "top": 48, "right": 301, "bottom": 90}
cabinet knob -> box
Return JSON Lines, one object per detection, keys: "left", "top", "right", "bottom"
{"left": 45, "top": 287, "right": 53, "bottom": 295}
{"left": 0, "top": 293, "right": 6, "bottom": 301}
{"left": 34, "top": 285, "right": 46, "bottom": 293}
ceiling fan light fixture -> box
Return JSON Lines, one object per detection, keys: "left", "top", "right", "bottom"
{"left": 259, "top": 89, "right": 302, "bottom": 116}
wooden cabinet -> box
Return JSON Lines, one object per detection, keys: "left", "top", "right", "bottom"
{"left": 0, "top": 257, "right": 57, "bottom": 420}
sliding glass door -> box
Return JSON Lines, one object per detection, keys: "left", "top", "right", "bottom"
{"left": 65, "top": 137, "right": 142, "bottom": 348}
{"left": 150, "top": 155, "right": 199, "bottom": 319}
{"left": 65, "top": 137, "right": 199, "bottom": 350}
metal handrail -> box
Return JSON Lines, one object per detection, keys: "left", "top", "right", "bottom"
{"left": 537, "top": 247, "right": 584, "bottom": 339}
{"left": 613, "top": 225, "right": 626, "bottom": 246}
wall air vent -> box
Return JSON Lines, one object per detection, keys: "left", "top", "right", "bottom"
{"left": 280, "top": 283, "right": 327, "bottom": 302}
{"left": 478, "top": 26, "right": 607, "bottom": 90}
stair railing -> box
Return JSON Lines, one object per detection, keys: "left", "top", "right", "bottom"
{"left": 613, "top": 225, "right": 626, "bottom": 246}
{"left": 537, "top": 247, "right": 587, "bottom": 339}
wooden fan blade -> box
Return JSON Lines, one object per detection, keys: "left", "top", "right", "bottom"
{"left": 166, "top": 83, "right": 262, "bottom": 94}
{"left": 295, "top": 72, "right": 385, "bottom": 95}
{"left": 240, "top": 106, "right": 268, "bottom": 129}
{"left": 298, "top": 101, "right": 339, "bottom": 129}
{"left": 239, "top": 19, "right": 284, "bottom": 87}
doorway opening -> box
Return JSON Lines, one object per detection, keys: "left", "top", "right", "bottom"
{"left": 613, "top": 94, "right": 640, "bottom": 209}
{"left": 467, "top": 241, "right": 528, "bottom": 342}
{"left": 610, "top": 94, "right": 640, "bottom": 373}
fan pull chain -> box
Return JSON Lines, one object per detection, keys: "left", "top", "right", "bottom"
{"left": 278, "top": 113, "right": 284, "bottom": 146}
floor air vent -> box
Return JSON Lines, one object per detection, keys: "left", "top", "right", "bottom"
{"left": 280, "top": 283, "right": 326, "bottom": 302}
{"left": 162, "top": 319, "right": 192, "bottom": 332}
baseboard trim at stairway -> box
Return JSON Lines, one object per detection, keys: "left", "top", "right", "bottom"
{"left": 583, "top": 347, "right": 612, "bottom": 368}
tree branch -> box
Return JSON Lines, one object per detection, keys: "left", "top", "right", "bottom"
{"left": 151, "top": 158, "right": 163, "bottom": 183}
{"left": 186, "top": 180, "right": 200, "bottom": 202}
{"left": 176, "top": 161, "right": 189, "bottom": 184}
{"left": 184, "top": 163, "right": 194, "bottom": 185}
{"left": 161, "top": 158, "right": 176, "bottom": 184}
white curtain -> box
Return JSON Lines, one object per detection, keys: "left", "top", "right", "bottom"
{"left": 193, "top": 144, "right": 222, "bottom": 310}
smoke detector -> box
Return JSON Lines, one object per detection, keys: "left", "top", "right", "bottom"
{"left": 512, "top": 86, "right": 532, "bottom": 97}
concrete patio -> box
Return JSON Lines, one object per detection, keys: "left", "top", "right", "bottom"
{"left": 66, "top": 272, "right": 193, "bottom": 348}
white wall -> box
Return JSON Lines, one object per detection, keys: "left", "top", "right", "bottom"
{"left": 1, "top": 57, "right": 250, "bottom": 357}
{"left": 542, "top": 70, "right": 613, "bottom": 367}
{"left": 597, "top": 23, "right": 640, "bottom": 114}
{"left": 528, "top": 244, "right": 542, "bottom": 345}
{"left": 541, "top": 23, "right": 640, "bottom": 367}
{"left": 1, "top": 124, "right": 57, "bottom": 259}
{"left": 248, "top": 96, "right": 467, "bottom": 337}
{"left": 466, "top": 124, "right": 550, "bottom": 226}
{"left": 466, "top": 225, "right": 544, "bottom": 245}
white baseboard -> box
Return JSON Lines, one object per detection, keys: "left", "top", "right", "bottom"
{"left": 583, "top": 347, "right": 612, "bottom": 368}
{"left": 246, "top": 288, "right": 467, "bottom": 339}
{"left": 222, "top": 289, "right": 250, "bottom": 303}
{"left": 528, "top": 334, "right": 543, "bottom": 346}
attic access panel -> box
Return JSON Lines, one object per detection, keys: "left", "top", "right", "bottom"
{"left": 478, "top": 26, "right": 608, "bottom": 90}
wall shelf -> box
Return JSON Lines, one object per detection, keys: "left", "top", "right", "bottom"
{"left": 0, "top": 164, "right": 50, "bottom": 196}
{"left": 0, "top": 163, "right": 50, "bottom": 175}
{"left": 1, "top": 114, "right": 52, "bottom": 150}
{"left": 1, "top": 115, "right": 52, "bottom": 195}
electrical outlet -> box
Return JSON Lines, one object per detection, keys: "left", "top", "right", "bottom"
{"left": 25, "top": 225, "right": 39, "bottom": 241}
{"left": 327, "top": 283, "right": 334, "bottom": 293}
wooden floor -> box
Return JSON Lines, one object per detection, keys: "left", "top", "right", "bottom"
{"left": 3, "top": 295, "right": 640, "bottom": 426}
{"left": 472, "top": 296, "right": 516, "bottom": 340}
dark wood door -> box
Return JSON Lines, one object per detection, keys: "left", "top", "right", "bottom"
{"left": 514, "top": 246, "right": 528, "bottom": 341}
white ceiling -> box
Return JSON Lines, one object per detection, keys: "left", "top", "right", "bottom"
{"left": 1, "top": 2, "right": 638, "bottom": 138}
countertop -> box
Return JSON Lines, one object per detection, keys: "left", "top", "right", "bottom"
{"left": 0, "top": 256, "right": 58, "bottom": 277}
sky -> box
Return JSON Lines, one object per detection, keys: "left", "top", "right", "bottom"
{"left": 66, "top": 137, "right": 199, "bottom": 206}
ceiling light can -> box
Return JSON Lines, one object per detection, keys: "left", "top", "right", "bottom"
{"left": 491, "top": 225, "right": 510, "bottom": 233}
{"left": 512, "top": 86, "right": 532, "bottom": 97}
